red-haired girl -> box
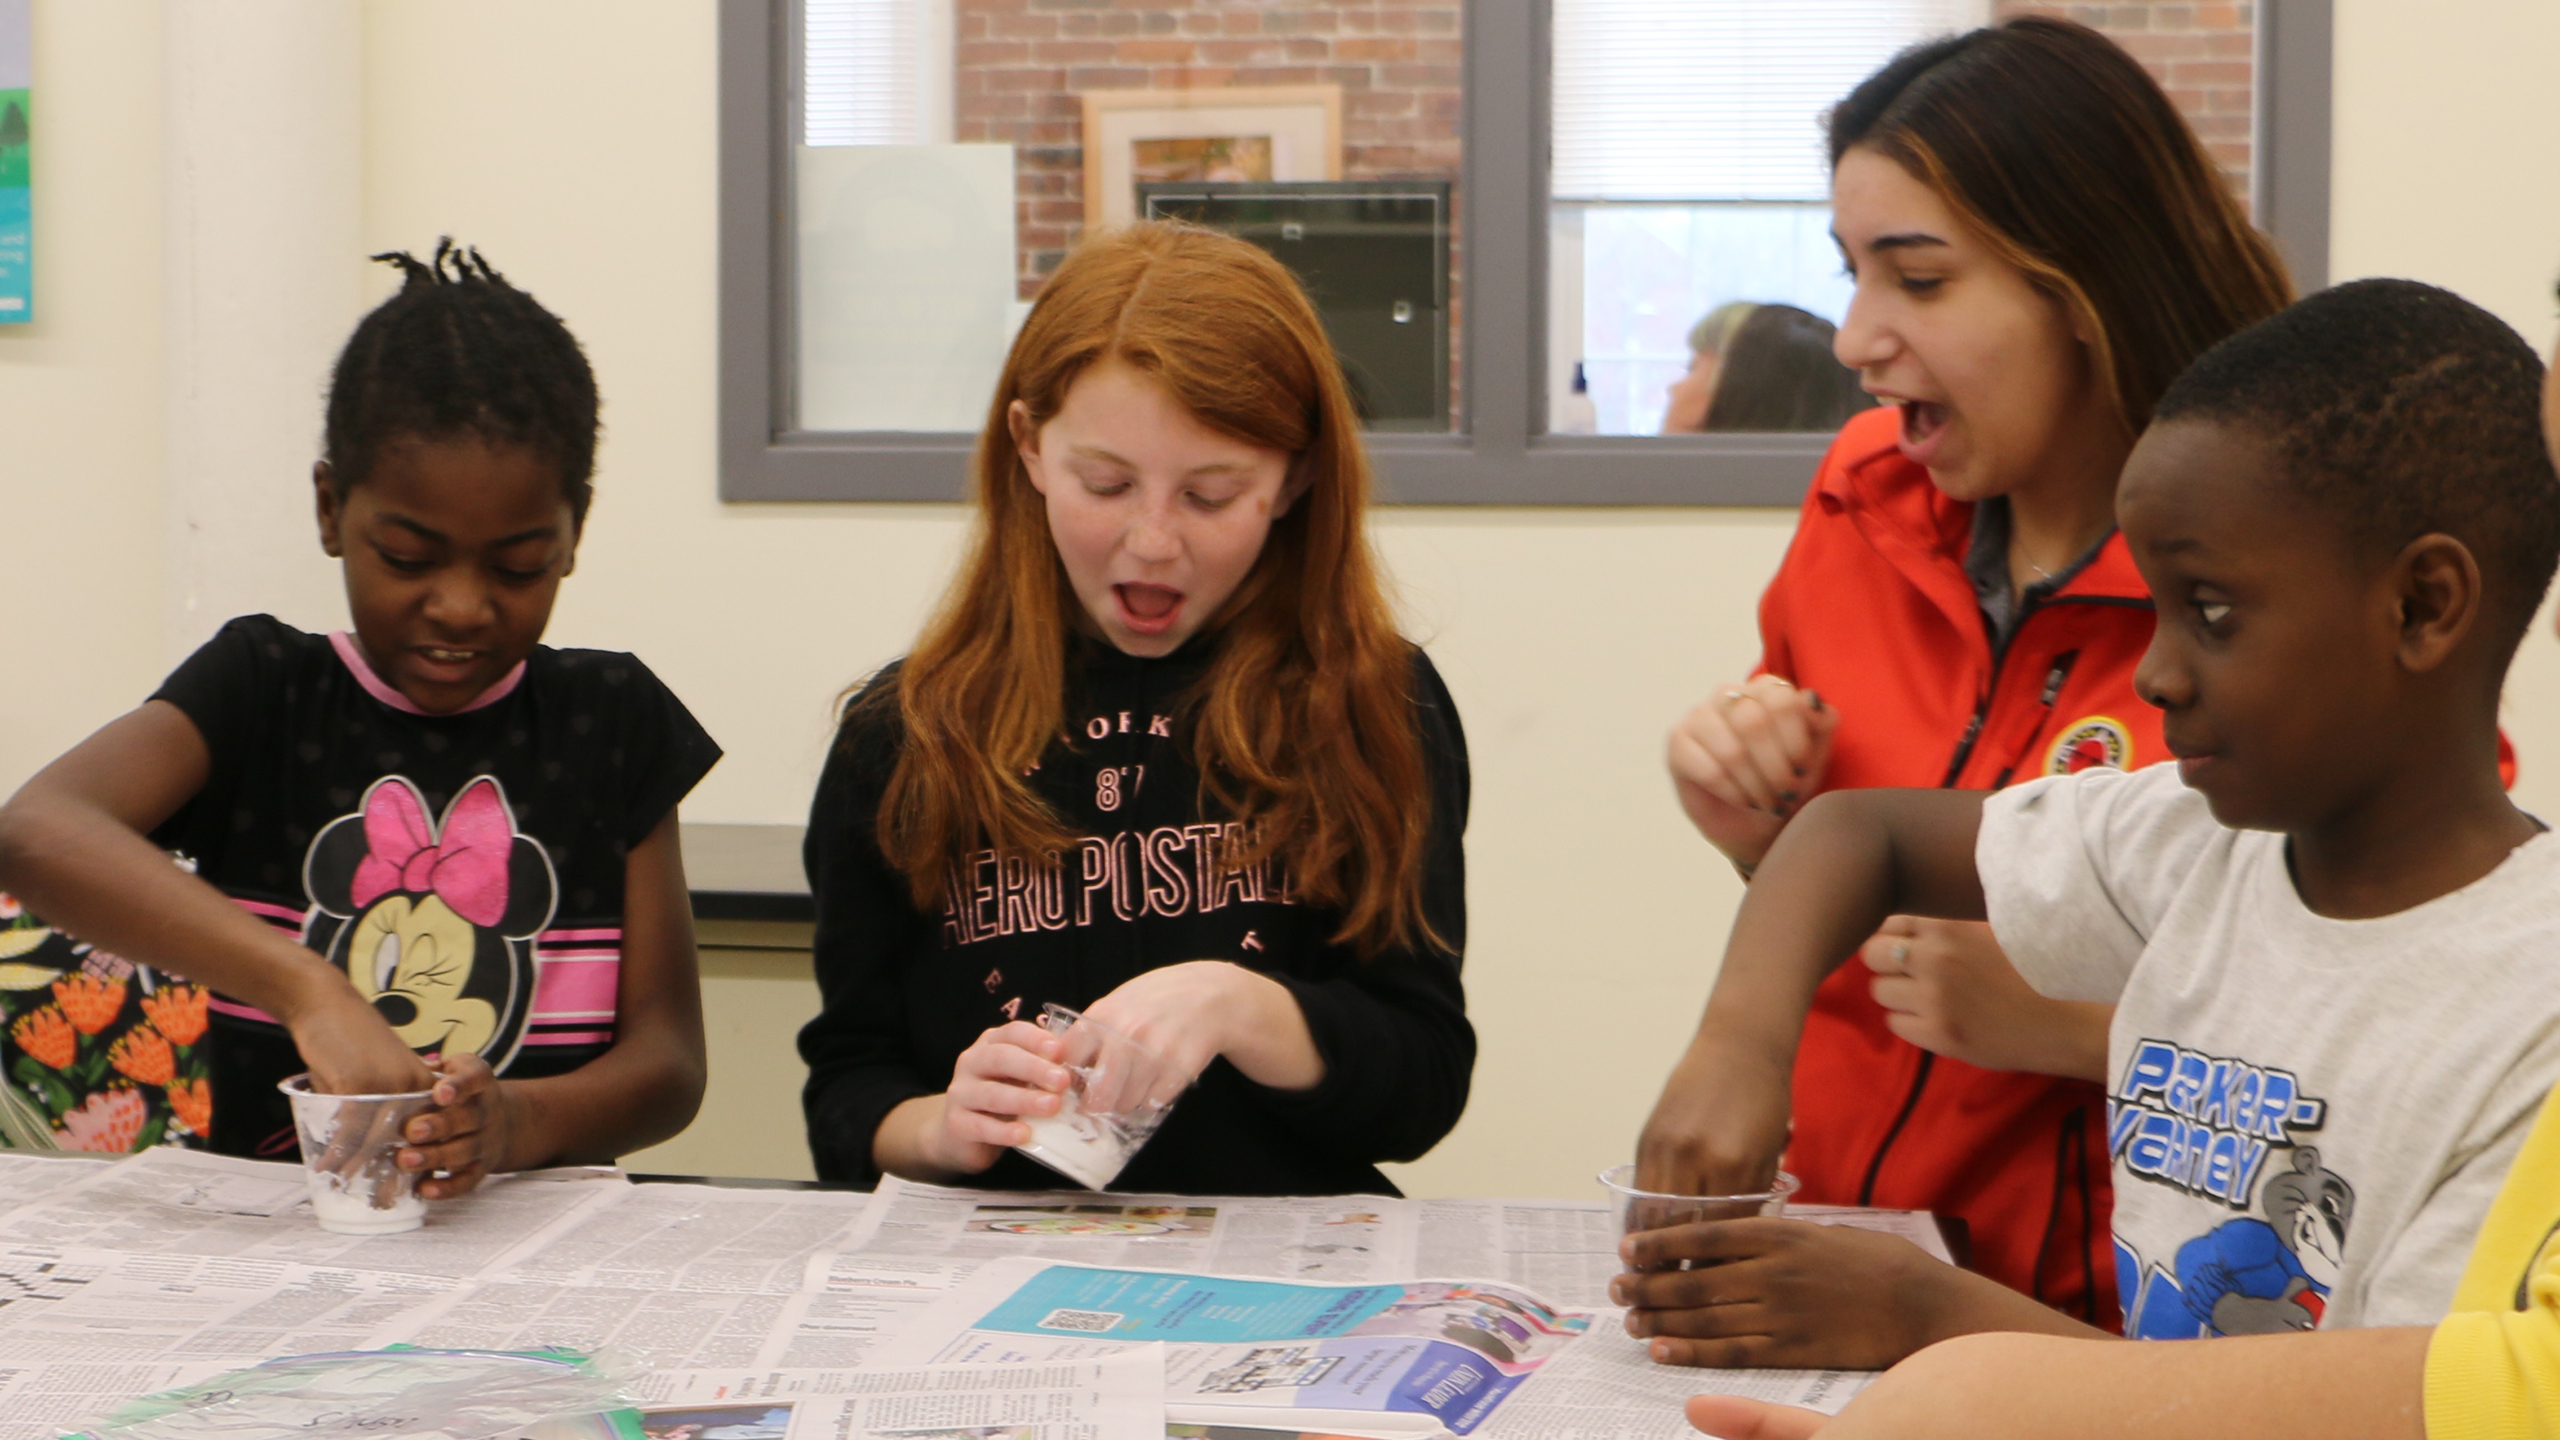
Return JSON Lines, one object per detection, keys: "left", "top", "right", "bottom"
{"left": 798, "top": 222, "right": 1472, "bottom": 1196}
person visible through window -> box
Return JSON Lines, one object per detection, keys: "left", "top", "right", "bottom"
{"left": 1700, "top": 304, "right": 1875, "bottom": 432}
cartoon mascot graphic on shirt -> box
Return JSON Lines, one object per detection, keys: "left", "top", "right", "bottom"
{"left": 2122, "top": 1147, "right": 2355, "bottom": 1338}
{"left": 301, "top": 776, "right": 557, "bottom": 1072}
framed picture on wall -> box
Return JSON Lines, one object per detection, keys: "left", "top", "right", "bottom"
{"left": 1080, "top": 85, "right": 1342, "bottom": 230}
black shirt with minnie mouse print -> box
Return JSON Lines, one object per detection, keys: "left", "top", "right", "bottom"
{"left": 799, "top": 636, "right": 1474, "bottom": 1196}
{"left": 146, "top": 614, "right": 721, "bottom": 1158}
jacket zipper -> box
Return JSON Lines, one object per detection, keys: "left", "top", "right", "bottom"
{"left": 1989, "top": 650, "right": 2080, "bottom": 790}
{"left": 1864, "top": 595, "right": 2126, "bottom": 1204}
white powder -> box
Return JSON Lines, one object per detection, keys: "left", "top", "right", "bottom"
{"left": 1017, "top": 1106, "right": 1137, "bottom": 1191}
{"left": 304, "top": 1172, "right": 426, "bottom": 1235}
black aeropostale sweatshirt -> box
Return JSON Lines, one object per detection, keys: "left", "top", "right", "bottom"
{"left": 797, "top": 639, "right": 1472, "bottom": 1195}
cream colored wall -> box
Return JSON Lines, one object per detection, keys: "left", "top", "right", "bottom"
{"left": 2329, "top": 0, "right": 2560, "bottom": 830}
{"left": 0, "top": 3, "right": 163, "bottom": 792}
{"left": 5, "top": 0, "right": 2558, "bottom": 1197}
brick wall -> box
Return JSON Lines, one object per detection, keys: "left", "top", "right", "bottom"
{"left": 954, "top": 0, "right": 1464, "bottom": 297}
{"left": 1995, "top": 2, "right": 2256, "bottom": 204}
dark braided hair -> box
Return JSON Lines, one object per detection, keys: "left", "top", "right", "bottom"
{"left": 324, "top": 238, "right": 599, "bottom": 526}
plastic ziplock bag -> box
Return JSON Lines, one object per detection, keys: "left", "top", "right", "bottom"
{"left": 61, "top": 1346, "right": 642, "bottom": 1440}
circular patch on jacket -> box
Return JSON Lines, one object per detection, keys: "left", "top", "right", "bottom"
{"left": 2046, "top": 716, "right": 2132, "bottom": 775}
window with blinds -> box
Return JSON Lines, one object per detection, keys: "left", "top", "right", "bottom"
{"left": 804, "top": 0, "right": 951, "bottom": 147}
{"left": 1552, "top": 0, "right": 1989, "bottom": 202}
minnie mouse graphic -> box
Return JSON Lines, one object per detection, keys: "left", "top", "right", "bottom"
{"left": 300, "top": 776, "right": 557, "bottom": 1072}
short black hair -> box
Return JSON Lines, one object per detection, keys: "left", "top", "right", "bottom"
{"left": 2154, "top": 278, "right": 2560, "bottom": 649}
{"left": 324, "top": 238, "right": 599, "bottom": 526}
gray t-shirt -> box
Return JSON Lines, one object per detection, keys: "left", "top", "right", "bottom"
{"left": 1979, "top": 762, "right": 2560, "bottom": 1336}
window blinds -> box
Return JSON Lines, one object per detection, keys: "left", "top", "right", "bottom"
{"left": 804, "top": 0, "right": 950, "bottom": 146}
{"left": 1552, "top": 0, "right": 1990, "bottom": 202}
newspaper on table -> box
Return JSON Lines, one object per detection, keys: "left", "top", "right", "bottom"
{"left": 0, "top": 1361, "right": 234, "bottom": 1440}
{"left": 1412, "top": 1197, "right": 1949, "bottom": 1310}
{"left": 362, "top": 1241, "right": 984, "bottom": 1373}
{"left": 0, "top": 1148, "right": 627, "bottom": 1279}
{"left": 628, "top": 1349, "right": 1164, "bottom": 1440}
{"left": 1479, "top": 1321, "right": 1868, "bottom": 1438}
{"left": 504, "top": 1181, "right": 882, "bottom": 1292}
{"left": 0, "top": 1151, "right": 111, "bottom": 1220}
{"left": 857, "top": 1177, "right": 1417, "bottom": 1282}
{"left": 0, "top": 1150, "right": 1951, "bottom": 1436}
{"left": 0, "top": 1244, "right": 454, "bottom": 1364}
{"left": 874, "top": 1257, "right": 1596, "bottom": 1438}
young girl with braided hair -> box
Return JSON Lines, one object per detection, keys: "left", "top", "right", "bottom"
{"left": 0, "top": 240, "right": 716, "bottom": 1187}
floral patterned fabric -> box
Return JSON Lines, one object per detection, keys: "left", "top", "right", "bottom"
{"left": 0, "top": 893, "right": 212, "bottom": 1152}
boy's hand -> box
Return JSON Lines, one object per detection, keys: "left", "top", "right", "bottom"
{"left": 1860, "top": 918, "right": 2112, "bottom": 1081}
{"left": 1635, "top": 1033, "right": 1794, "bottom": 1196}
{"left": 1668, "top": 678, "right": 1839, "bottom": 871}
{"left": 1612, "top": 1219, "right": 1946, "bottom": 1370}
{"left": 398, "top": 1053, "right": 517, "bottom": 1199}
{"left": 286, "top": 984, "right": 436, "bottom": 1098}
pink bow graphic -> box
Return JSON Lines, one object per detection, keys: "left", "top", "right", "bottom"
{"left": 349, "top": 778, "right": 513, "bottom": 927}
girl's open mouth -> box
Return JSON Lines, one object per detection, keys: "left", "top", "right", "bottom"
{"left": 1114, "top": 583, "right": 1184, "bottom": 635}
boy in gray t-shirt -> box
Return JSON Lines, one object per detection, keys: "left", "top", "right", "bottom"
{"left": 1981, "top": 760, "right": 2560, "bottom": 1334}
{"left": 1619, "top": 279, "right": 2560, "bottom": 1370}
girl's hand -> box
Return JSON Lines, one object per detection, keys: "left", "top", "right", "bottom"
{"left": 1080, "top": 961, "right": 1251, "bottom": 1091}
{"left": 1081, "top": 961, "right": 1323, "bottom": 1094}
{"left": 285, "top": 984, "right": 436, "bottom": 1098}
{"left": 398, "top": 1053, "right": 518, "bottom": 1199}
{"left": 929, "top": 1022, "right": 1072, "bottom": 1173}
{"left": 1667, "top": 677, "right": 1840, "bottom": 871}
{"left": 1861, "top": 917, "right": 2112, "bottom": 1081}
{"left": 1634, "top": 1029, "right": 1795, "bottom": 1198}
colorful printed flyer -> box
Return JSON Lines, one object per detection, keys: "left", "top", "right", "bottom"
{"left": 875, "top": 1258, "right": 1594, "bottom": 1437}
{"left": 0, "top": 0, "right": 25, "bottom": 324}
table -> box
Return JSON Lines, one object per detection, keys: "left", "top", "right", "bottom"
{"left": 0, "top": 1150, "right": 1934, "bottom": 1439}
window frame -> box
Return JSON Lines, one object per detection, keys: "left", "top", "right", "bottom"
{"left": 719, "top": 0, "right": 2331, "bottom": 506}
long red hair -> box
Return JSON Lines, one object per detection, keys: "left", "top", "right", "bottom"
{"left": 861, "top": 222, "right": 1439, "bottom": 956}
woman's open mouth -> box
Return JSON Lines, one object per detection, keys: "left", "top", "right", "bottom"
{"left": 1898, "top": 400, "right": 1952, "bottom": 465}
{"left": 1113, "top": 583, "right": 1184, "bottom": 636}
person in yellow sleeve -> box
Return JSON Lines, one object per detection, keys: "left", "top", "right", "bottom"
{"left": 1681, "top": 301, "right": 2560, "bottom": 1440}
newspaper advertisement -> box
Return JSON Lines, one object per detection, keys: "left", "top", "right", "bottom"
{"left": 857, "top": 1178, "right": 1414, "bottom": 1282}
{"left": 626, "top": 1350, "right": 1164, "bottom": 1440}
{"left": 875, "top": 1258, "right": 1594, "bottom": 1437}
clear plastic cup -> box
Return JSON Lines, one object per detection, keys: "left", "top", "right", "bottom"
{"left": 1012, "top": 1002, "right": 1186, "bottom": 1191}
{"left": 1598, "top": 1163, "right": 1800, "bottom": 1271}
{"left": 278, "top": 1074, "right": 436, "bottom": 1235}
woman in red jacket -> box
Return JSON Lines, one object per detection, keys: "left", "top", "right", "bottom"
{"left": 1636, "top": 17, "right": 2292, "bottom": 1352}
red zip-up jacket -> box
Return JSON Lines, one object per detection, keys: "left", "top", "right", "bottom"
{"left": 1757, "top": 406, "right": 2153, "bottom": 1328}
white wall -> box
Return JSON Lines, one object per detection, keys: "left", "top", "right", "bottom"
{"left": 4, "top": 0, "right": 2557, "bottom": 1197}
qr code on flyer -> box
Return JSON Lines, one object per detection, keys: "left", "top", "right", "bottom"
{"left": 1037, "top": 1307, "right": 1125, "bottom": 1332}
